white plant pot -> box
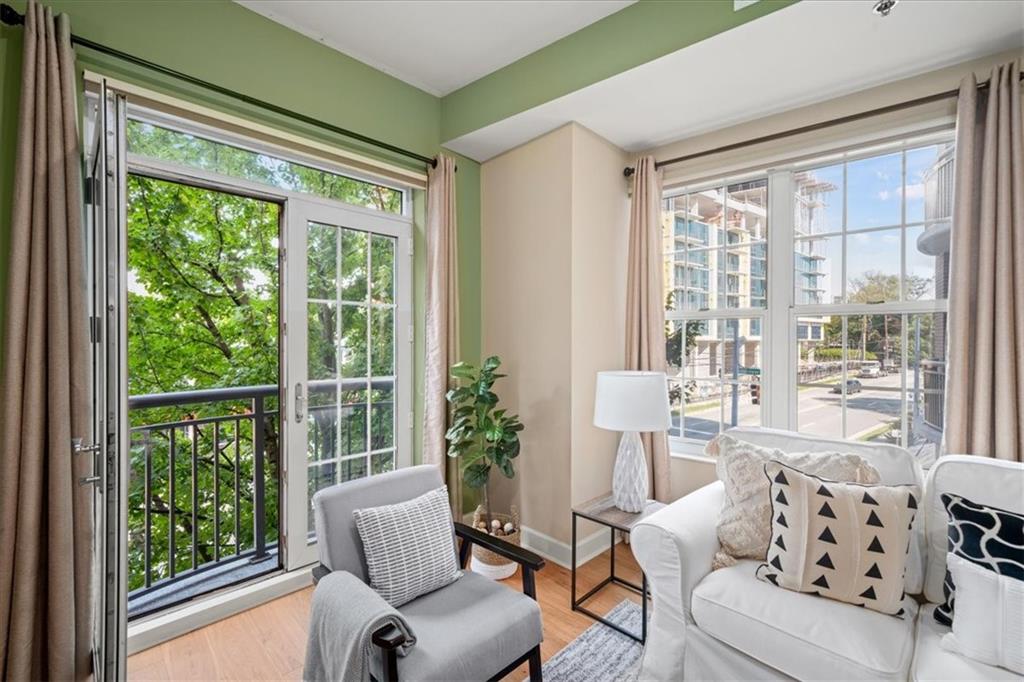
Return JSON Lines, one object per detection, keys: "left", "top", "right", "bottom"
{"left": 470, "top": 555, "right": 518, "bottom": 580}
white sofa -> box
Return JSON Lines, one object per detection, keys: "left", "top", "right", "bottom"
{"left": 631, "top": 426, "right": 1024, "bottom": 681}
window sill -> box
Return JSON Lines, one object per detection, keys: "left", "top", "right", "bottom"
{"left": 668, "top": 440, "right": 716, "bottom": 465}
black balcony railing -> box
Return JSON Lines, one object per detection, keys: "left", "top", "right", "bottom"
{"left": 127, "top": 378, "right": 395, "bottom": 613}
{"left": 128, "top": 384, "right": 279, "bottom": 603}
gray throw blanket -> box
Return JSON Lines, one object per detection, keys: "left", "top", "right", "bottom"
{"left": 304, "top": 571, "right": 416, "bottom": 682}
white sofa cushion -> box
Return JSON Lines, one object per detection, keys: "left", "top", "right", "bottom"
{"left": 691, "top": 560, "right": 919, "bottom": 681}
{"left": 923, "top": 455, "right": 1024, "bottom": 603}
{"left": 940, "top": 553, "right": 1024, "bottom": 674}
{"left": 912, "top": 604, "right": 1019, "bottom": 681}
{"left": 724, "top": 426, "right": 926, "bottom": 594}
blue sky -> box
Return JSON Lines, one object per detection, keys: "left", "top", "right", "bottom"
{"left": 810, "top": 145, "right": 942, "bottom": 301}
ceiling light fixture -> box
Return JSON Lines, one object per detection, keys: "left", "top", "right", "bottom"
{"left": 873, "top": 0, "right": 898, "bottom": 17}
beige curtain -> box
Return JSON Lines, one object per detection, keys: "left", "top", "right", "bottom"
{"left": 626, "top": 157, "right": 672, "bottom": 502}
{"left": 425, "top": 154, "right": 462, "bottom": 512}
{"left": 0, "top": 2, "right": 93, "bottom": 679}
{"left": 944, "top": 60, "right": 1023, "bottom": 462}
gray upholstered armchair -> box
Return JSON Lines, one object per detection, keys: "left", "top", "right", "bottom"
{"left": 311, "top": 465, "right": 545, "bottom": 682}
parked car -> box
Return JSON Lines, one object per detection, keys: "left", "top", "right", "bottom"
{"left": 858, "top": 361, "right": 882, "bottom": 378}
{"left": 832, "top": 379, "right": 862, "bottom": 394}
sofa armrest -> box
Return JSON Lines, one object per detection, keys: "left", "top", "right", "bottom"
{"left": 630, "top": 481, "right": 724, "bottom": 681}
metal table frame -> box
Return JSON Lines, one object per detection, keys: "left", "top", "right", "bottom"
{"left": 570, "top": 510, "right": 649, "bottom": 643}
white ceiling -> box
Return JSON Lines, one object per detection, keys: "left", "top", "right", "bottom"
{"left": 445, "top": 0, "right": 1024, "bottom": 161}
{"left": 236, "top": 0, "right": 635, "bottom": 97}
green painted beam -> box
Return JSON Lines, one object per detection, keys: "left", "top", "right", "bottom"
{"left": 441, "top": 0, "right": 798, "bottom": 142}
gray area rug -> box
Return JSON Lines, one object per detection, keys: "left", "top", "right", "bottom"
{"left": 534, "top": 600, "right": 644, "bottom": 682}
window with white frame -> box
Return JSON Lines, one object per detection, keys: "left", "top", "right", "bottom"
{"left": 662, "top": 131, "right": 952, "bottom": 460}
{"left": 663, "top": 178, "right": 768, "bottom": 443}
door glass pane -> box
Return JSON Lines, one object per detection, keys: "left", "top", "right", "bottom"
{"left": 127, "top": 119, "right": 404, "bottom": 214}
{"left": 371, "top": 235, "right": 395, "bottom": 304}
{"left": 305, "top": 222, "right": 398, "bottom": 533}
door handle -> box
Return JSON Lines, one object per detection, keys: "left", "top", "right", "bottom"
{"left": 72, "top": 437, "right": 101, "bottom": 455}
{"left": 295, "top": 383, "right": 305, "bottom": 423}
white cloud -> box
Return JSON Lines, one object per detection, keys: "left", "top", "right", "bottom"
{"left": 877, "top": 183, "right": 925, "bottom": 202}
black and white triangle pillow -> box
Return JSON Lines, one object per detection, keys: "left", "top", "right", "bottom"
{"left": 934, "top": 493, "right": 1024, "bottom": 626}
{"left": 756, "top": 460, "right": 920, "bottom": 617}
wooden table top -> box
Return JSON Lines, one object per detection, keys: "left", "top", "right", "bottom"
{"left": 572, "top": 493, "right": 667, "bottom": 532}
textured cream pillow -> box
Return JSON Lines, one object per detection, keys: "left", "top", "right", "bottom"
{"left": 709, "top": 434, "right": 880, "bottom": 570}
{"left": 756, "top": 460, "right": 920, "bottom": 616}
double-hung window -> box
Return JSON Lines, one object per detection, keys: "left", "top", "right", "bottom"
{"left": 663, "top": 178, "right": 768, "bottom": 443}
{"left": 662, "top": 131, "right": 953, "bottom": 460}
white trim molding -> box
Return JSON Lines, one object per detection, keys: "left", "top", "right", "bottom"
{"left": 520, "top": 525, "right": 618, "bottom": 570}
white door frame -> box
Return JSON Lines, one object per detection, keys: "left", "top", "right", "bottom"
{"left": 282, "top": 199, "right": 413, "bottom": 570}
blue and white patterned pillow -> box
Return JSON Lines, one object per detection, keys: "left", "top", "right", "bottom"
{"left": 934, "top": 493, "right": 1024, "bottom": 626}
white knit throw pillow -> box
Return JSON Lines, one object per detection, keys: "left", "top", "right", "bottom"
{"left": 353, "top": 486, "right": 461, "bottom": 607}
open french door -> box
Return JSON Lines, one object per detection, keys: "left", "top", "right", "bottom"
{"left": 282, "top": 199, "right": 413, "bottom": 569}
{"left": 84, "top": 79, "right": 128, "bottom": 681}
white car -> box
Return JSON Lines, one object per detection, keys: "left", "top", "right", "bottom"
{"left": 858, "top": 361, "right": 882, "bottom": 378}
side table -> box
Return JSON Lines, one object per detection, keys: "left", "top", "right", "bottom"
{"left": 571, "top": 493, "right": 665, "bottom": 643}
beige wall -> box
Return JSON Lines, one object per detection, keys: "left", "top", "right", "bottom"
{"left": 481, "top": 124, "right": 629, "bottom": 545}
{"left": 570, "top": 126, "right": 630, "bottom": 539}
{"left": 481, "top": 125, "right": 574, "bottom": 541}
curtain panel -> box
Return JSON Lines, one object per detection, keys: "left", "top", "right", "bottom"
{"left": 944, "top": 60, "right": 1023, "bottom": 462}
{"left": 0, "top": 2, "right": 93, "bottom": 679}
{"left": 424, "top": 154, "right": 462, "bottom": 512}
{"left": 625, "top": 157, "right": 672, "bottom": 502}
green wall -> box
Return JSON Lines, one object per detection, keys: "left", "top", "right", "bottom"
{"left": 0, "top": 0, "right": 483, "bottom": 468}
{"left": 440, "top": 0, "right": 798, "bottom": 142}
{"left": 1, "top": 0, "right": 790, "bottom": 480}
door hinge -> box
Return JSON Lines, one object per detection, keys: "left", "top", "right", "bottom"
{"left": 407, "top": 411, "right": 414, "bottom": 430}
{"left": 89, "top": 315, "right": 101, "bottom": 343}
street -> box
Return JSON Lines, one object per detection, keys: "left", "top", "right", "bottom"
{"left": 676, "top": 372, "right": 905, "bottom": 443}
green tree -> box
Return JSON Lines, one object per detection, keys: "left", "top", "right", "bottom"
{"left": 124, "top": 120, "right": 402, "bottom": 594}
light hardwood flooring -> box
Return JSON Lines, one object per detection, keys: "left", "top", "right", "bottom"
{"left": 128, "top": 546, "right": 645, "bottom": 680}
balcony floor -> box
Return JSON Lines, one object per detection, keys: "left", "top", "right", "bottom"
{"left": 128, "top": 549, "right": 280, "bottom": 620}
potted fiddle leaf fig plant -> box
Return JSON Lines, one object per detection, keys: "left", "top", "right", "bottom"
{"left": 445, "top": 355, "right": 524, "bottom": 579}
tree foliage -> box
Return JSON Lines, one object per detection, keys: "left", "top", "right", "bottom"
{"left": 124, "top": 121, "right": 404, "bottom": 596}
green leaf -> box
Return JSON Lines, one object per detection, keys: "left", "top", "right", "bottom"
{"left": 450, "top": 362, "right": 477, "bottom": 380}
{"left": 482, "top": 356, "right": 501, "bottom": 371}
{"left": 463, "top": 462, "right": 491, "bottom": 489}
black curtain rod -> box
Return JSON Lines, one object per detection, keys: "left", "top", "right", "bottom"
{"left": 0, "top": 3, "right": 446, "bottom": 170}
{"left": 623, "top": 70, "right": 1024, "bottom": 178}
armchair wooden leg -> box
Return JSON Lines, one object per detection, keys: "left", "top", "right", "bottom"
{"left": 522, "top": 566, "right": 537, "bottom": 600}
{"left": 527, "top": 645, "right": 542, "bottom": 682}
{"left": 381, "top": 648, "right": 399, "bottom": 682}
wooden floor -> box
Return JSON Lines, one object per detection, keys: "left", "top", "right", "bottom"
{"left": 128, "top": 546, "right": 644, "bottom": 680}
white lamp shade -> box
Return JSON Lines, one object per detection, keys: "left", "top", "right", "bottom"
{"left": 593, "top": 371, "right": 671, "bottom": 432}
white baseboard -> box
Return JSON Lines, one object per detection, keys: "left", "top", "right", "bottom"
{"left": 127, "top": 566, "right": 313, "bottom": 655}
{"left": 520, "top": 525, "right": 618, "bottom": 569}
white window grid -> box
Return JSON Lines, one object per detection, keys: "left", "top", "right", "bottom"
{"left": 662, "top": 130, "right": 953, "bottom": 458}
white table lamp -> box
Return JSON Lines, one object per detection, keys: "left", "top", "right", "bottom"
{"left": 593, "top": 371, "right": 671, "bottom": 512}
